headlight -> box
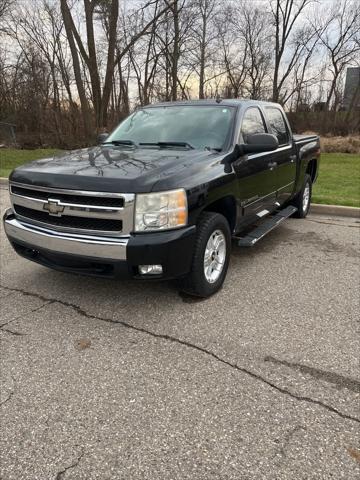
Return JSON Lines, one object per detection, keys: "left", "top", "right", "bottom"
{"left": 135, "top": 189, "right": 187, "bottom": 232}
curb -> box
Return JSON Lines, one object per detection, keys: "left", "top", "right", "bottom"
{"left": 310, "top": 203, "right": 359, "bottom": 218}
{"left": 0, "top": 176, "right": 359, "bottom": 218}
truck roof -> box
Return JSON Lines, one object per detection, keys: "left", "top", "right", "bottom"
{"left": 145, "top": 99, "right": 282, "bottom": 109}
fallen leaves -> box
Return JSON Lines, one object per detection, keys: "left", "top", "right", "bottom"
{"left": 75, "top": 338, "right": 91, "bottom": 350}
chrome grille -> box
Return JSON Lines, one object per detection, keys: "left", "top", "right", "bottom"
{"left": 11, "top": 185, "right": 124, "bottom": 207}
{"left": 10, "top": 182, "right": 134, "bottom": 236}
{"left": 14, "top": 205, "right": 123, "bottom": 231}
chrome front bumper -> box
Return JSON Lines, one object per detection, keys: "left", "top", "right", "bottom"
{"left": 3, "top": 209, "right": 128, "bottom": 261}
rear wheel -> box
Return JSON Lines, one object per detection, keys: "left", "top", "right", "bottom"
{"left": 179, "top": 212, "right": 231, "bottom": 297}
{"left": 292, "top": 174, "right": 312, "bottom": 218}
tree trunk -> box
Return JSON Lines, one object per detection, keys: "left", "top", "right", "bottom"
{"left": 60, "top": 0, "right": 92, "bottom": 139}
{"left": 171, "top": 0, "right": 179, "bottom": 101}
{"left": 198, "top": 7, "right": 207, "bottom": 99}
{"left": 84, "top": 0, "right": 102, "bottom": 128}
{"left": 101, "top": 0, "right": 119, "bottom": 128}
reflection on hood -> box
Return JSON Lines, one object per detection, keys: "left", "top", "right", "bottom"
{"left": 11, "top": 145, "right": 222, "bottom": 193}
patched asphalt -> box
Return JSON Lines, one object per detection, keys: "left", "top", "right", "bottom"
{"left": 0, "top": 186, "right": 359, "bottom": 479}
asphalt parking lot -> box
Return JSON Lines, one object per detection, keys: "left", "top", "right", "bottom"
{"left": 0, "top": 185, "right": 359, "bottom": 479}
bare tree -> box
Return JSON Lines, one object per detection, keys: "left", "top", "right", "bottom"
{"left": 127, "top": 0, "right": 164, "bottom": 105}
{"left": 169, "top": 0, "right": 180, "bottom": 100}
{"left": 281, "top": 20, "right": 322, "bottom": 107}
{"left": 1, "top": 0, "right": 360, "bottom": 147}
{"left": 217, "top": 4, "right": 248, "bottom": 98}
{"left": 315, "top": 0, "right": 360, "bottom": 110}
{"left": 190, "top": 0, "right": 218, "bottom": 99}
{"left": 60, "top": 0, "right": 119, "bottom": 129}
{"left": 0, "top": 0, "right": 13, "bottom": 23}
{"left": 60, "top": 0, "right": 93, "bottom": 137}
{"left": 61, "top": 0, "right": 173, "bottom": 128}
{"left": 239, "top": 4, "right": 272, "bottom": 99}
{"left": 6, "top": 1, "right": 74, "bottom": 141}
{"left": 270, "top": 0, "right": 313, "bottom": 103}
{"left": 153, "top": 0, "right": 194, "bottom": 100}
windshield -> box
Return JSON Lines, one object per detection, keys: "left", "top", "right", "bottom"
{"left": 106, "top": 105, "right": 235, "bottom": 151}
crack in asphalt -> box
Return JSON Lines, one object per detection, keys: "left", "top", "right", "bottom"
{"left": 0, "top": 374, "right": 15, "bottom": 407}
{"left": 0, "top": 328, "right": 27, "bottom": 336}
{"left": 1, "top": 284, "right": 359, "bottom": 425}
{"left": 55, "top": 449, "right": 85, "bottom": 480}
{"left": 0, "top": 301, "right": 54, "bottom": 329}
{"left": 0, "top": 390, "right": 14, "bottom": 407}
{"left": 264, "top": 356, "right": 360, "bottom": 394}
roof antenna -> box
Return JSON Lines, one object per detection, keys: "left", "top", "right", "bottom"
{"left": 215, "top": 95, "right": 222, "bottom": 104}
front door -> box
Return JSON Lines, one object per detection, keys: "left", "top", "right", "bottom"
{"left": 234, "top": 107, "right": 278, "bottom": 223}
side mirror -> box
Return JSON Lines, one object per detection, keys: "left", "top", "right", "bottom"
{"left": 239, "top": 133, "right": 279, "bottom": 154}
{"left": 97, "top": 132, "right": 109, "bottom": 144}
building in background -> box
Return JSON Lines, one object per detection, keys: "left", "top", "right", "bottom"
{"left": 343, "top": 67, "right": 360, "bottom": 111}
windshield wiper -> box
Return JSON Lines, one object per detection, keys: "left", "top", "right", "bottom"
{"left": 205, "top": 146, "right": 222, "bottom": 152}
{"left": 102, "top": 140, "right": 136, "bottom": 147}
{"left": 139, "top": 141, "right": 195, "bottom": 150}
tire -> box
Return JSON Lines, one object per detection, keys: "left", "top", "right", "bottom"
{"left": 179, "top": 212, "right": 231, "bottom": 297}
{"left": 292, "top": 174, "right": 312, "bottom": 218}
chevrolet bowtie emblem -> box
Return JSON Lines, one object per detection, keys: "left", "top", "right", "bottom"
{"left": 43, "top": 199, "right": 65, "bottom": 216}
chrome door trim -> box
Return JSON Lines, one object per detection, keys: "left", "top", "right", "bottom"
{"left": 243, "top": 190, "right": 277, "bottom": 208}
{"left": 247, "top": 145, "right": 292, "bottom": 160}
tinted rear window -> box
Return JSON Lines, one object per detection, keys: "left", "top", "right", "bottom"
{"left": 265, "top": 107, "right": 289, "bottom": 145}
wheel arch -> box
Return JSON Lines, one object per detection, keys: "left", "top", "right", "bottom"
{"left": 306, "top": 158, "right": 318, "bottom": 183}
{"left": 202, "top": 195, "right": 237, "bottom": 233}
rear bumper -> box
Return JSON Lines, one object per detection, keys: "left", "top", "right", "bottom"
{"left": 3, "top": 209, "right": 196, "bottom": 280}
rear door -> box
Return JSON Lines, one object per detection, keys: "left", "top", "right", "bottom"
{"left": 234, "top": 106, "right": 278, "bottom": 219}
{"left": 262, "top": 106, "right": 297, "bottom": 203}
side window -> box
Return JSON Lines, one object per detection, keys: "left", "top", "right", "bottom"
{"left": 265, "top": 107, "right": 289, "bottom": 145}
{"left": 240, "top": 107, "right": 266, "bottom": 143}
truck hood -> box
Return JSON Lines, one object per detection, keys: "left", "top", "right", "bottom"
{"left": 10, "top": 146, "right": 221, "bottom": 193}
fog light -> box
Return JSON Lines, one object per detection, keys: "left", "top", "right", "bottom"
{"left": 139, "top": 264, "right": 163, "bottom": 275}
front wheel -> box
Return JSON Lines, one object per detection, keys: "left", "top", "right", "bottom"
{"left": 179, "top": 212, "right": 231, "bottom": 297}
{"left": 292, "top": 174, "right": 312, "bottom": 218}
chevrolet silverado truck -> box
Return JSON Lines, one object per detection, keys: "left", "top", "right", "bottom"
{"left": 3, "top": 100, "right": 320, "bottom": 297}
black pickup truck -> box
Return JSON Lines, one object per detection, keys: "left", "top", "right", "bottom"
{"left": 3, "top": 100, "right": 320, "bottom": 297}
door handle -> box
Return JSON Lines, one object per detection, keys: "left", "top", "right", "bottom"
{"left": 268, "top": 162, "right": 277, "bottom": 169}
{"left": 290, "top": 155, "right": 296, "bottom": 163}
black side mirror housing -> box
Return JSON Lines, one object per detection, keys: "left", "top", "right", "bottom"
{"left": 97, "top": 132, "right": 109, "bottom": 144}
{"left": 239, "top": 133, "right": 279, "bottom": 155}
